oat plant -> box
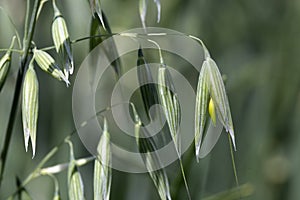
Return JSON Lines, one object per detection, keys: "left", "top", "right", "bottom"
{"left": 0, "top": 0, "right": 252, "bottom": 199}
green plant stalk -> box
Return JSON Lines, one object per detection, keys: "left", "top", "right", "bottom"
{"left": 172, "top": 145, "right": 194, "bottom": 200}
{"left": 228, "top": 133, "right": 239, "bottom": 187}
{"left": 0, "top": 0, "right": 41, "bottom": 187}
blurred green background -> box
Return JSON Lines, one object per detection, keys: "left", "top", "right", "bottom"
{"left": 0, "top": 0, "right": 300, "bottom": 199}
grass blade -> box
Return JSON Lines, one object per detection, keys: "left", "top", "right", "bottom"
{"left": 89, "top": 11, "right": 122, "bottom": 78}
{"left": 94, "top": 118, "right": 112, "bottom": 200}
{"left": 132, "top": 105, "right": 171, "bottom": 200}
{"left": 137, "top": 47, "right": 159, "bottom": 121}
{"left": 90, "top": 0, "right": 105, "bottom": 29}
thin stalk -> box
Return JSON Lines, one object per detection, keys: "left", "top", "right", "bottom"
{"left": 0, "top": 49, "right": 23, "bottom": 53}
{"left": 0, "top": 0, "right": 41, "bottom": 187}
{"left": 38, "top": 34, "right": 118, "bottom": 51}
{"left": 178, "top": 157, "right": 192, "bottom": 200}
{"left": 228, "top": 133, "right": 239, "bottom": 187}
{"left": 37, "top": 0, "right": 49, "bottom": 19}
{"left": 23, "top": 0, "right": 31, "bottom": 48}
{"left": 172, "top": 145, "right": 194, "bottom": 200}
{"left": 71, "top": 34, "right": 118, "bottom": 44}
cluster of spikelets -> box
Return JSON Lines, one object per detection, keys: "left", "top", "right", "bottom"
{"left": 1, "top": 0, "right": 237, "bottom": 199}
{"left": 0, "top": 0, "right": 73, "bottom": 158}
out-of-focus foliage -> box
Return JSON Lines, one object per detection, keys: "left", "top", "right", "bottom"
{"left": 0, "top": 0, "right": 300, "bottom": 199}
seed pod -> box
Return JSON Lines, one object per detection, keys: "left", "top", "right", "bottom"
{"left": 22, "top": 63, "right": 39, "bottom": 158}
{"left": 33, "top": 49, "right": 69, "bottom": 86}
{"left": 0, "top": 52, "right": 11, "bottom": 92}
{"left": 158, "top": 64, "right": 181, "bottom": 154}
{"left": 0, "top": 37, "right": 15, "bottom": 92}
{"left": 52, "top": 0, "right": 73, "bottom": 79}
{"left": 205, "top": 57, "right": 236, "bottom": 150}
{"left": 194, "top": 60, "right": 209, "bottom": 160}
{"left": 94, "top": 118, "right": 112, "bottom": 200}
{"left": 90, "top": 0, "right": 105, "bottom": 28}
{"left": 132, "top": 105, "right": 171, "bottom": 200}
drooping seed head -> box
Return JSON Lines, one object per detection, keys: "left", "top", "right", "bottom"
{"left": 205, "top": 57, "right": 236, "bottom": 150}
{"left": 195, "top": 54, "right": 236, "bottom": 160}
{"left": 22, "top": 62, "right": 39, "bottom": 158}
{"left": 52, "top": 0, "right": 74, "bottom": 78}
{"left": 33, "top": 49, "right": 70, "bottom": 86}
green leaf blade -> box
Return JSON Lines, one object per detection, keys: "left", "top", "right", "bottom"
{"left": 132, "top": 105, "right": 171, "bottom": 200}
{"left": 137, "top": 47, "right": 159, "bottom": 121}
{"left": 89, "top": 11, "right": 122, "bottom": 78}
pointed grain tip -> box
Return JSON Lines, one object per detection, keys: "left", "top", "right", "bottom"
{"left": 229, "top": 129, "right": 237, "bottom": 151}
{"left": 24, "top": 128, "right": 30, "bottom": 152}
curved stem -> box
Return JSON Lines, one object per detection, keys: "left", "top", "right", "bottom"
{"left": 0, "top": 0, "right": 41, "bottom": 187}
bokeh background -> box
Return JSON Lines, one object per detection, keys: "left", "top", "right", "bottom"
{"left": 0, "top": 0, "right": 300, "bottom": 199}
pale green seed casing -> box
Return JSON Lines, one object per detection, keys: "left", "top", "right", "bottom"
{"left": 33, "top": 49, "right": 69, "bottom": 86}
{"left": 0, "top": 37, "right": 15, "bottom": 92}
{"left": 94, "top": 118, "right": 112, "bottom": 200}
{"left": 132, "top": 105, "right": 171, "bottom": 200}
{"left": 52, "top": 0, "right": 74, "bottom": 79}
{"left": 0, "top": 53, "right": 11, "bottom": 92}
{"left": 194, "top": 60, "right": 209, "bottom": 161}
{"left": 205, "top": 57, "right": 236, "bottom": 150}
{"left": 22, "top": 63, "right": 39, "bottom": 158}
{"left": 158, "top": 64, "right": 181, "bottom": 154}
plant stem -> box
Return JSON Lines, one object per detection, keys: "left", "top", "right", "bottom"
{"left": 172, "top": 145, "right": 194, "bottom": 200}
{"left": 0, "top": 0, "right": 41, "bottom": 187}
{"left": 228, "top": 133, "right": 239, "bottom": 187}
